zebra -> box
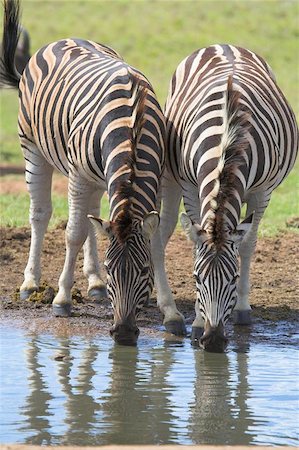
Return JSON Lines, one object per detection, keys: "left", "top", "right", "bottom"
{"left": 1, "top": 0, "right": 183, "bottom": 345}
{"left": 154, "top": 44, "right": 298, "bottom": 352}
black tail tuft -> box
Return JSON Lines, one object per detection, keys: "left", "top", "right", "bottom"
{"left": 1, "top": 0, "right": 22, "bottom": 88}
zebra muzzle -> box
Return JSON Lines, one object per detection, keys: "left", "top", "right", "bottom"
{"left": 110, "top": 314, "right": 140, "bottom": 346}
{"left": 199, "top": 320, "right": 228, "bottom": 353}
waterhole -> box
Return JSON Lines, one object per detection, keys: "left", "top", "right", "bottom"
{"left": 0, "top": 324, "right": 298, "bottom": 446}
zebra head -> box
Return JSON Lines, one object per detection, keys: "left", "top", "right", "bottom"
{"left": 89, "top": 212, "right": 159, "bottom": 346}
{"left": 181, "top": 212, "right": 253, "bottom": 352}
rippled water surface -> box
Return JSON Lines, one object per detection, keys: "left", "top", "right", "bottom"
{"left": 0, "top": 325, "right": 298, "bottom": 446}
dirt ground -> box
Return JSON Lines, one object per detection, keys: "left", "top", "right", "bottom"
{"left": 0, "top": 169, "right": 298, "bottom": 342}
{"left": 0, "top": 220, "right": 298, "bottom": 338}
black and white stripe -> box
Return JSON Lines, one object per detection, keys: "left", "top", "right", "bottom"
{"left": 1, "top": 0, "right": 165, "bottom": 343}
{"left": 157, "top": 44, "right": 298, "bottom": 346}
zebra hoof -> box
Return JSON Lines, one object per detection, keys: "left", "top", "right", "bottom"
{"left": 164, "top": 320, "right": 187, "bottom": 336}
{"left": 191, "top": 327, "right": 204, "bottom": 346}
{"left": 233, "top": 310, "right": 252, "bottom": 325}
{"left": 19, "top": 288, "right": 37, "bottom": 300}
{"left": 88, "top": 287, "right": 108, "bottom": 302}
{"left": 52, "top": 303, "right": 72, "bottom": 317}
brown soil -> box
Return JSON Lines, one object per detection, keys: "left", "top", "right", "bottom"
{"left": 0, "top": 223, "right": 298, "bottom": 341}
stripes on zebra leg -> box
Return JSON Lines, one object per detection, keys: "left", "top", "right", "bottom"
{"left": 190, "top": 299, "right": 205, "bottom": 345}
{"left": 52, "top": 171, "right": 97, "bottom": 316}
{"left": 83, "top": 190, "right": 107, "bottom": 302}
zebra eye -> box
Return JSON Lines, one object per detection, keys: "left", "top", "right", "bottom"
{"left": 140, "top": 266, "right": 149, "bottom": 277}
{"left": 193, "top": 272, "right": 200, "bottom": 283}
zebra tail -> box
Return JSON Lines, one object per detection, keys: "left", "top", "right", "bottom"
{"left": 18, "top": 25, "right": 30, "bottom": 55}
{"left": 0, "top": 0, "right": 22, "bottom": 88}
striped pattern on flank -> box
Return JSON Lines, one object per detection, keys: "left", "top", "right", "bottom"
{"left": 19, "top": 38, "right": 165, "bottom": 228}
{"left": 166, "top": 44, "right": 298, "bottom": 232}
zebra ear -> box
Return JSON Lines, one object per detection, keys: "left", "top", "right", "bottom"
{"left": 231, "top": 213, "right": 254, "bottom": 244}
{"left": 180, "top": 212, "right": 203, "bottom": 243}
{"left": 142, "top": 211, "right": 160, "bottom": 240}
{"left": 88, "top": 215, "right": 112, "bottom": 238}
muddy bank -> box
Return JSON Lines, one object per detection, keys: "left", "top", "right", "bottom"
{"left": 0, "top": 226, "right": 298, "bottom": 343}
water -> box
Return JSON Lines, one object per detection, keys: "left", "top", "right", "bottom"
{"left": 0, "top": 325, "right": 298, "bottom": 446}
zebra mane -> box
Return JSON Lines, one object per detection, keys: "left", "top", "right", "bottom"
{"left": 206, "top": 75, "right": 251, "bottom": 249}
{"left": 111, "top": 74, "right": 148, "bottom": 243}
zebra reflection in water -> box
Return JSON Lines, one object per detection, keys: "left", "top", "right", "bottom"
{"left": 19, "top": 336, "right": 256, "bottom": 445}
{"left": 20, "top": 336, "right": 53, "bottom": 445}
{"left": 188, "top": 347, "right": 253, "bottom": 445}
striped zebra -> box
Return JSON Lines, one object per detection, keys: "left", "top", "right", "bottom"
{"left": 154, "top": 44, "right": 298, "bottom": 351}
{"left": 1, "top": 0, "right": 183, "bottom": 345}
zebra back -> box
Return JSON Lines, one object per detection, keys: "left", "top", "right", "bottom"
{"left": 165, "top": 44, "right": 298, "bottom": 243}
{"left": 16, "top": 39, "right": 165, "bottom": 235}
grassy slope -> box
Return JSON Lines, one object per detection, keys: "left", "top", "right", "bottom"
{"left": 0, "top": 0, "right": 298, "bottom": 233}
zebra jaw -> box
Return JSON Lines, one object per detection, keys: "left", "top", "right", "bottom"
{"left": 199, "top": 320, "right": 228, "bottom": 353}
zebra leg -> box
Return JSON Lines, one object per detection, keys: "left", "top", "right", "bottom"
{"left": 233, "top": 192, "right": 270, "bottom": 324}
{"left": 20, "top": 144, "right": 53, "bottom": 300}
{"left": 151, "top": 173, "right": 186, "bottom": 336}
{"left": 52, "top": 173, "right": 94, "bottom": 317}
{"left": 83, "top": 189, "right": 107, "bottom": 301}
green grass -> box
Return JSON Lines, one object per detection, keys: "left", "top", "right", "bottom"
{"left": 0, "top": 191, "right": 110, "bottom": 227}
{"left": 0, "top": 0, "right": 298, "bottom": 233}
{"left": 260, "top": 161, "right": 299, "bottom": 236}
{"left": 1, "top": 161, "right": 298, "bottom": 235}
{"left": 0, "top": 193, "right": 68, "bottom": 227}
